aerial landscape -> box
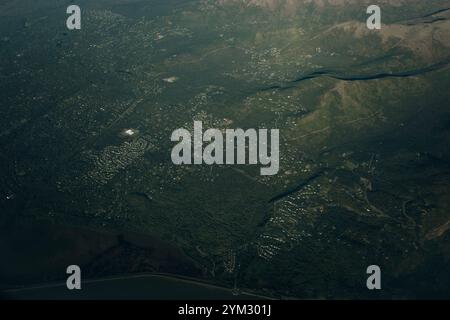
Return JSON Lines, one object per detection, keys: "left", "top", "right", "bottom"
{"left": 0, "top": 0, "right": 449, "bottom": 299}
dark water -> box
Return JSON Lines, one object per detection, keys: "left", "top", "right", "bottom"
{"left": 269, "top": 170, "right": 325, "bottom": 203}
{"left": 2, "top": 274, "right": 266, "bottom": 300}
{"left": 263, "top": 58, "right": 450, "bottom": 91}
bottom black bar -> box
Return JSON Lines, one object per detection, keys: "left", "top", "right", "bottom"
{"left": 0, "top": 300, "right": 445, "bottom": 319}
